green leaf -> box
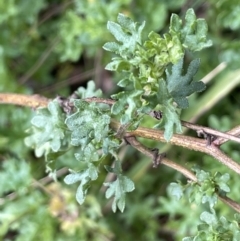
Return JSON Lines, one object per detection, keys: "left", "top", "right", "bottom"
{"left": 64, "top": 171, "right": 85, "bottom": 185}
{"left": 195, "top": 169, "right": 211, "bottom": 182}
{"left": 104, "top": 159, "right": 122, "bottom": 174}
{"left": 144, "top": 30, "right": 184, "bottom": 67}
{"left": 168, "top": 182, "right": 183, "bottom": 200}
{"left": 24, "top": 100, "right": 66, "bottom": 156}
{"left": 65, "top": 100, "right": 111, "bottom": 146}
{"left": 104, "top": 175, "right": 135, "bottom": 212}
{"left": 0, "top": 158, "right": 32, "bottom": 196}
{"left": 65, "top": 99, "right": 120, "bottom": 206}
{"left": 161, "top": 101, "right": 182, "bottom": 141}
{"left": 166, "top": 58, "right": 205, "bottom": 109}
{"left": 215, "top": 173, "right": 231, "bottom": 193}
{"left": 200, "top": 211, "right": 217, "bottom": 225}
{"left": 104, "top": 161, "right": 135, "bottom": 212}
{"left": 105, "top": 57, "right": 131, "bottom": 72}
{"left": 75, "top": 80, "right": 102, "bottom": 98}
{"left": 145, "top": 80, "right": 182, "bottom": 141}
{"left": 64, "top": 167, "right": 98, "bottom": 205}
{"left": 192, "top": 169, "right": 231, "bottom": 209}
{"left": 103, "top": 13, "right": 145, "bottom": 57}
{"left": 111, "top": 90, "right": 143, "bottom": 124}
{"left": 170, "top": 8, "right": 212, "bottom": 52}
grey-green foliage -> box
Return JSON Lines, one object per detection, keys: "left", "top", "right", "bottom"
{"left": 64, "top": 169, "right": 96, "bottom": 205}
{"left": 166, "top": 58, "right": 205, "bottom": 109}
{"left": 104, "top": 10, "right": 211, "bottom": 140}
{"left": 104, "top": 13, "right": 145, "bottom": 58}
{"left": 0, "top": 158, "right": 31, "bottom": 196}
{"left": 212, "top": 0, "right": 240, "bottom": 30}
{"left": 24, "top": 81, "right": 135, "bottom": 212}
{"left": 65, "top": 97, "right": 120, "bottom": 158}
{"left": 190, "top": 168, "right": 230, "bottom": 209}
{"left": 75, "top": 80, "right": 102, "bottom": 98}
{"left": 64, "top": 99, "right": 135, "bottom": 211}
{"left": 183, "top": 213, "right": 240, "bottom": 241}
{"left": 169, "top": 168, "right": 231, "bottom": 210}
{"left": 63, "top": 82, "right": 135, "bottom": 212}
{"left": 168, "top": 168, "right": 240, "bottom": 240}
{"left": 0, "top": 0, "right": 46, "bottom": 57}
{"left": 170, "top": 8, "right": 212, "bottom": 51}
{"left": 24, "top": 100, "right": 67, "bottom": 157}
{"left": 104, "top": 161, "right": 135, "bottom": 212}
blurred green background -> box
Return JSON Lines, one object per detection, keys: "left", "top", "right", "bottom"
{"left": 1, "top": 0, "right": 240, "bottom": 240}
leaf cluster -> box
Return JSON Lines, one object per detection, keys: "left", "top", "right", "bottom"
{"left": 24, "top": 81, "right": 135, "bottom": 212}
{"left": 104, "top": 10, "right": 211, "bottom": 140}
{"left": 168, "top": 168, "right": 240, "bottom": 240}
{"left": 24, "top": 101, "right": 68, "bottom": 157}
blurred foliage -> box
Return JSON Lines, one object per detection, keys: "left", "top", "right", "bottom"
{"left": 1, "top": 0, "right": 240, "bottom": 240}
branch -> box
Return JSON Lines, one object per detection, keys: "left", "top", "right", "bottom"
{"left": 125, "top": 135, "right": 197, "bottom": 181}
{"left": 0, "top": 93, "right": 49, "bottom": 108}
{"left": 110, "top": 120, "right": 240, "bottom": 175}
{"left": 181, "top": 120, "right": 240, "bottom": 145}
{"left": 125, "top": 135, "right": 240, "bottom": 213}
{"left": 1, "top": 93, "right": 240, "bottom": 174}
{"left": 1, "top": 93, "right": 240, "bottom": 212}
{"left": 213, "top": 125, "right": 240, "bottom": 145}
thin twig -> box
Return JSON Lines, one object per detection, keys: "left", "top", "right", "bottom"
{"left": 213, "top": 125, "right": 240, "bottom": 145}
{"left": 125, "top": 136, "right": 240, "bottom": 213}
{"left": 38, "top": 1, "right": 73, "bottom": 27}
{"left": 110, "top": 120, "right": 240, "bottom": 175}
{"left": 0, "top": 93, "right": 49, "bottom": 108}
{"left": 125, "top": 135, "right": 197, "bottom": 181}
{"left": 181, "top": 120, "right": 240, "bottom": 145}
{"left": 19, "top": 38, "right": 60, "bottom": 84}
{"left": 200, "top": 62, "right": 227, "bottom": 84}
{"left": 39, "top": 69, "right": 95, "bottom": 93}
{"left": 218, "top": 195, "right": 240, "bottom": 213}
{"left": 84, "top": 97, "right": 116, "bottom": 105}
{"left": 0, "top": 168, "right": 68, "bottom": 204}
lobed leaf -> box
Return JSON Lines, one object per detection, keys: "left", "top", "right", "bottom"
{"left": 25, "top": 100, "right": 66, "bottom": 156}
{"left": 111, "top": 90, "right": 143, "bottom": 124}
{"left": 103, "top": 13, "right": 145, "bottom": 57}
{"left": 168, "top": 182, "right": 183, "bottom": 200}
{"left": 170, "top": 8, "right": 212, "bottom": 52}
{"left": 166, "top": 58, "right": 205, "bottom": 109}
{"left": 75, "top": 80, "right": 102, "bottom": 98}
{"left": 145, "top": 80, "right": 182, "bottom": 141}
{"left": 64, "top": 167, "right": 98, "bottom": 205}
{"left": 64, "top": 97, "right": 120, "bottom": 207}
{"left": 104, "top": 161, "right": 135, "bottom": 212}
{"left": 104, "top": 175, "right": 135, "bottom": 212}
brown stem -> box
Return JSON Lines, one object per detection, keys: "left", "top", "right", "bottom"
{"left": 110, "top": 120, "right": 240, "bottom": 175}
{"left": 213, "top": 125, "right": 240, "bottom": 145}
{"left": 125, "top": 135, "right": 240, "bottom": 213}
{"left": 181, "top": 120, "right": 240, "bottom": 145}
{"left": 0, "top": 93, "right": 49, "bottom": 108}
{"left": 218, "top": 195, "right": 240, "bottom": 213}
{"left": 125, "top": 135, "right": 197, "bottom": 181}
